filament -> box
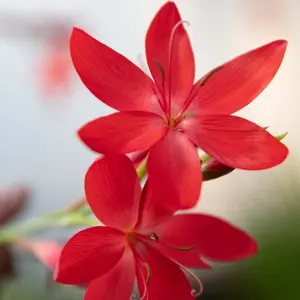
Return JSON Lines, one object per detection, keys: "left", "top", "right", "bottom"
{"left": 168, "top": 257, "right": 203, "bottom": 297}
{"left": 137, "top": 260, "right": 150, "bottom": 300}
{"left": 167, "top": 20, "right": 190, "bottom": 120}
{"left": 130, "top": 245, "right": 150, "bottom": 300}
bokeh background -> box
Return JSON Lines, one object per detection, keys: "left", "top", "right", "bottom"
{"left": 0, "top": 0, "right": 299, "bottom": 299}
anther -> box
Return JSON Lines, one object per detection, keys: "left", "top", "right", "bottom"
{"left": 179, "top": 65, "right": 224, "bottom": 114}
{"left": 167, "top": 20, "right": 190, "bottom": 119}
{"left": 153, "top": 60, "right": 166, "bottom": 87}
{"left": 172, "top": 244, "right": 195, "bottom": 251}
{"left": 148, "top": 232, "right": 159, "bottom": 241}
{"left": 199, "top": 65, "right": 223, "bottom": 86}
{"left": 167, "top": 257, "right": 203, "bottom": 298}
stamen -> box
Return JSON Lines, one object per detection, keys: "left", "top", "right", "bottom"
{"left": 144, "top": 262, "right": 151, "bottom": 285}
{"left": 127, "top": 232, "right": 137, "bottom": 245}
{"left": 189, "top": 65, "right": 223, "bottom": 102}
{"left": 148, "top": 232, "right": 159, "bottom": 241}
{"left": 181, "top": 265, "right": 203, "bottom": 297}
{"left": 153, "top": 60, "right": 166, "bottom": 86}
{"left": 174, "top": 114, "right": 186, "bottom": 127}
{"left": 171, "top": 244, "right": 195, "bottom": 251}
{"left": 179, "top": 65, "right": 223, "bottom": 115}
{"left": 137, "top": 260, "right": 150, "bottom": 300}
{"left": 153, "top": 60, "right": 167, "bottom": 112}
{"left": 167, "top": 20, "right": 190, "bottom": 120}
{"left": 130, "top": 245, "right": 150, "bottom": 300}
{"left": 199, "top": 65, "right": 223, "bottom": 86}
{"left": 168, "top": 257, "right": 203, "bottom": 297}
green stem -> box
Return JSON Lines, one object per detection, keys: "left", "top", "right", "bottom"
{"left": 0, "top": 214, "right": 59, "bottom": 244}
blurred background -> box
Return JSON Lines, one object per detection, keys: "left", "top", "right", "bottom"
{"left": 0, "top": 0, "right": 299, "bottom": 299}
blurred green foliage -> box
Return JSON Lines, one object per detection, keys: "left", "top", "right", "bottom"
{"left": 198, "top": 175, "right": 300, "bottom": 299}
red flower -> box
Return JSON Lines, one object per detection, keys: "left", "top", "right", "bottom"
{"left": 37, "top": 33, "right": 72, "bottom": 98}
{"left": 55, "top": 155, "right": 257, "bottom": 300}
{"left": 72, "top": 2, "right": 288, "bottom": 210}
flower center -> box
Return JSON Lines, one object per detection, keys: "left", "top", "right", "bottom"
{"left": 126, "top": 232, "right": 137, "bottom": 244}
{"left": 162, "top": 114, "right": 185, "bottom": 129}
{"left": 125, "top": 230, "right": 160, "bottom": 247}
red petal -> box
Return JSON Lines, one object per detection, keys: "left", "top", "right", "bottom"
{"left": 188, "top": 40, "right": 287, "bottom": 114}
{"left": 78, "top": 111, "right": 167, "bottom": 155}
{"left": 147, "top": 130, "right": 202, "bottom": 210}
{"left": 140, "top": 244, "right": 194, "bottom": 300}
{"left": 160, "top": 214, "right": 258, "bottom": 262}
{"left": 146, "top": 2, "right": 195, "bottom": 115}
{"left": 153, "top": 242, "right": 211, "bottom": 269}
{"left": 70, "top": 28, "right": 160, "bottom": 114}
{"left": 135, "top": 181, "right": 174, "bottom": 232}
{"left": 181, "top": 114, "right": 288, "bottom": 170}
{"left": 127, "top": 149, "right": 149, "bottom": 168}
{"left": 84, "top": 250, "right": 135, "bottom": 300}
{"left": 54, "top": 226, "right": 125, "bottom": 284}
{"left": 85, "top": 155, "right": 141, "bottom": 230}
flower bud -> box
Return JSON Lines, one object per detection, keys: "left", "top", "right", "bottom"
{"left": 201, "top": 131, "right": 288, "bottom": 181}
{"left": 202, "top": 160, "right": 234, "bottom": 181}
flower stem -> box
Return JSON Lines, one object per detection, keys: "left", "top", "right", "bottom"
{"left": 0, "top": 213, "right": 59, "bottom": 244}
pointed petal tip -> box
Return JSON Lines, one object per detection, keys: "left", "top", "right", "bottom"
{"left": 241, "top": 235, "right": 258, "bottom": 259}
{"left": 281, "top": 142, "right": 289, "bottom": 158}
{"left": 250, "top": 239, "right": 259, "bottom": 255}
{"left": 71, "top": 26, "right": 84, "bottom": 34}
{"left": 162, "top": 1, "right": 176, "bottom": 8}
{"left": 53, "top": 269, "right": 72, "bottom": 285}
{"left": 230, "top": 232, "right": 258, "bottom": 260}
{"left": 76, "top": 125, "right": 99, "bottom": 154}
{"left": 70, "top": 27, "right": 84, "bottom": 49}
{"left": 70, "top": 27, "right": 82, "bottom": 39}
{"left": 276, "top": 39, "right": 288, "bottom": 47}
{"left": 265, "top": 39, "right": 287, "bottom": 49}
{"left": 273, "top": 39, "right": 288, "bottom": 53}
{"left": 77, "top": 125, "right": 85, "bottom": 139}
{"left": 259, "top": 140, "right": 289, "bottom": 170}
{"left": 53, "top": 262, "right": 66, "bottom": 284}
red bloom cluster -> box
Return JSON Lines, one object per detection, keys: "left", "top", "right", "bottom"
{"left": 54, "top": 1, "right": 288, "bottom": 299}
{"left": 55, "top": 156, "right": 257, "bottom": 299}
